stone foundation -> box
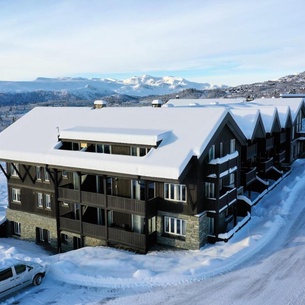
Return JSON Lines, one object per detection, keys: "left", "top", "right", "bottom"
{"left": 6, "top": 208, "right": 57, "bottom": 249}
{"left": 157, "top": 211, "right": 208, "bottom": 250}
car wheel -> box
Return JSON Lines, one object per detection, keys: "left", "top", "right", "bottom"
{"left": 33, "top": 273, "right": 43, "bottom": 286}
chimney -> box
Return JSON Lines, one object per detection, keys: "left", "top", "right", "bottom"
{"left": 93, "top": 100, "right": 107, "bottom": 109}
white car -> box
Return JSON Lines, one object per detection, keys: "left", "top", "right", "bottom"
{"left": 0, "top": 260, "right": 46, "bottom": 299}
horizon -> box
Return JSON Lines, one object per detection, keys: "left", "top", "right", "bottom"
{"left": 1, "top": 0, "right": 305, "bottom": 86}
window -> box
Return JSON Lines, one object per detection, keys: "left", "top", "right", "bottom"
{"left": 131, "top": 147, "right": 150, "bottom": 156}
{"left": 230, "top": 139, "right": 236, "bottom": 154}
{"left": 14, "top": 264, "right": 26, "bottom": 275}
{"left": 96, "top": 144, "right": 111, "bottom": 154}
{"left": 229, "top": 173, "right": 235, "bottom": 185}
{"left": 164, "top": 183, "right": 186, "bottom": 202}
{"left": 13, "top": 222, "right": 21, "bottom": 236}
{"left": 36, "top": 227, "right": 50, "bottom": 243}
{"left": 62, "top": 170, "right": 68, "bottom": 178}
{"left": 12, "top": 188, "right": 21, "bottom": 203}
{"left": 36, "top": 166, "right": 42, "bottom": 180}
{"left": 37, "top": 192, "right": 43, "bottom": 208}
{"left": 219, "top": 142, "right": 223, "bottom": 157}
{"left": 164, "top": 216, "right": 186, "bottom": 236}
{"left": 10, "top": 163, "right": 19, "bottom": 177}
{"left": 61, "top": 233, "right": 68, "bottom": 243}
{"left": 148, "top": 216, "right": 156, "bottom": 234}
{"left": 132, "top": 214, "right": 145, "bottom": 234}
{"left": 45, "top": 194, "right": 51, "bottom": 209}
{"left": 0, "top": 268, "right": 13, "bottom": 282}
{"left": 62, "top": 201, "right": 69, "bottom": 207}
{"left": 205, "top": 182, "right": 215, "bottom": 198}
{"left": 44, "top": 168, "right": 49, "bottom": 182}
{"left": 208, "top": 145, "right": 215, "bottom": 162}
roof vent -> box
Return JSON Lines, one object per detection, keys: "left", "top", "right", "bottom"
{"left": 93, "top": 100, "right": 107, "bottom": 109}
{"left": 152, "top": 99, "right": 163, "bottom": 108}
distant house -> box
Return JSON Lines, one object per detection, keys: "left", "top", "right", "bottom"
{"left": 0, "top": 97, "right": 304, "bottom": 253}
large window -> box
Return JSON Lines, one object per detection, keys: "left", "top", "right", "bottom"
{"left": 205, "top": 182, "right": 215, "bottom": 198}
{"left": 12, "top": 188, "right": 21, "bottom": 203}
{"left": 164, "top": 183, "right": 186, "bottom": 202}
{"left": 164, "top": 216, "right": 186, "bottom": 236}
{"left": 132, "top": 214, "right": 145, "bottom": 234}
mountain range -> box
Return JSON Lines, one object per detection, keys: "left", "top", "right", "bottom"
{"left": 0, "top": 72, "right": 305, "bottom": 106}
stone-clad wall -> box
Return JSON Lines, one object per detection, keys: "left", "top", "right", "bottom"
{"left": 157, "top": 211, "right": 209, "bottom": 250}
{"left": 6, "top": 208, "right": 57, "bottom": 249}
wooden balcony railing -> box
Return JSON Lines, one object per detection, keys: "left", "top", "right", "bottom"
{"left": 205, "top": 187, "right": 237, "bottom": 211}
{"left": 257, "top": 157, "right": 273, "bottom": 173}
{"left": 206, "top": 154, "right": 238, "bottom": 177}
{"left": 275, "top": 150, "right": 286, "bottom": 163}
{"left": 265, "top": 137, "right": 274, "bottom": 151}
{"left": 82, "top": 191, "right": 106, "bottom": 207}
{"left": 107, "top": 196, "right": 145, "bottom": 215}
{"left": 242, "top": 143, "right": 257, "bottom": 160}
{"left": 58, "top": 187, "right": 80, "bottom": 202}
{"left": 108, "top": 227, "right": 146, "bottom": 249}
{"left": 59, "top": 217, "right": 80, "bottom": 233}
{"left": 82, "top": 222, "right": 106, "bottom": 238}
{"left": 280, "top": 132, "right": 287, "bottom": 144}
{"left": 241, "top": 167, "right": 257, "bottom": 186}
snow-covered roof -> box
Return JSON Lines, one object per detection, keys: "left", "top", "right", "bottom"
{"left": 164, "top": 97, "right": 304, "bottom": 134}
{"left": 230, "top": 108, "right": 263, "bottom": 140}
{"left": 0, "top": 106, "right": 230, "bottom": 181}
{"left": 59, "top": 126, "right": 170, "bottom": 146}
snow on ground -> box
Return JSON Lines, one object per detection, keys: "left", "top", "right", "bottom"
{"left": 1, "top": 160, "right": 305, "bottom": 304}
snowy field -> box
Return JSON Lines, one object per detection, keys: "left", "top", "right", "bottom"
{"left": 1, "top": 160, "right": 305, "bottom": 304}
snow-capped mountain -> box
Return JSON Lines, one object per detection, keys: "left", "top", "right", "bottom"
{"left": 0, "top": 75, "right": 223, "bottom": 101}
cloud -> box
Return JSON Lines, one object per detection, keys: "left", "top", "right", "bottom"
{"left": 0, "top": 0, "right": 305, "bottom": 85}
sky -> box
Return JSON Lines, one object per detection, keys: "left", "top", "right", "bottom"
{"left": 1, "top": 0, "right": 305, "bottom": 86}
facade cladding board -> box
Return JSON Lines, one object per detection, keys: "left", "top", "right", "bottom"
{"left": 1, "top": 98, "right": 305, "bottom": 253}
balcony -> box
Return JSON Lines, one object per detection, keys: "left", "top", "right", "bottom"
{"left": 60, "top": 217, "right": 80, "bottom": 233}
{"left": 265, "top": 137, "right": 274, "bottom": 151}
{"left": 280, "top": 132, "right": 287, "bottom": 144}
{"left": 241, "top": 167, "right": 257, "bottom": 186}
{"left": 275, "top": 150, "right": 286, "bottom": 163}
{"left": 108, "top": 227, "right": 146, "bottom": 250}
{"left": 82, "top": 222, "right": 106, "bottom": 238}
{"left": 257, "top": 157, "right": 273, "bottom": 173}
{"left": 82, "top": 191, "right": 106, "bottom": 207}
{"left": 242, "top": 143, "right": 257, "bottom": 160}
{"left": 58, "top": 186, "right": 79, "bottom": 202}
{"left": 205, "top": 187, "right": 237, "bottom": 212}
{"left": 206, "top": 153, "right": 238, "bottom": 177}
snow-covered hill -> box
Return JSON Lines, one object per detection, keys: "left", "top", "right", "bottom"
{"left": 0, "top": 75, "right": 224, "bottom": 100}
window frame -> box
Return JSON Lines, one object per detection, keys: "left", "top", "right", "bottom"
{"left": 45, "top": 194, "right": 51, "bottom": 210}
{"left": 12, "top": 188, "right": 21, "bottom": 203}
{"left": 37, "top": 192, "right": 43, "bottom": 208}
{"left": 13, "top": 222, "right": 21, "bottom": 236}
{"left": 164, "top": 216, "right": 186, "bottom": 237}
{"left": 164, "top": 183, "right": 187, "bottom": 202}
